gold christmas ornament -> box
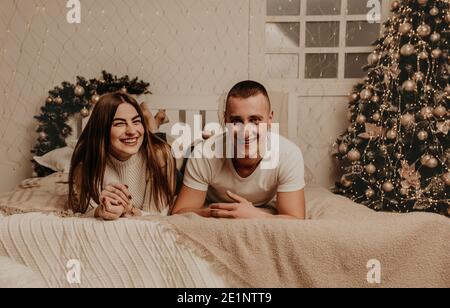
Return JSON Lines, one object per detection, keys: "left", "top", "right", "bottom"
{"left": 347, "top": 149, "right": 361, "bottom": 162}
{"left": 424, "top": 84, "right": 434, "bottom": 92}
{"left": 360, "top": 88, "right": 373, "bottom": 101}
{"left": 348, "top": 93, "right": 359, "bottom": 103}
{"left": 39, "top": 132, "right": 47, "bottom": 140}
{"left": 419, "top": 51, "right": 429, "bottom": 60}
{"left": 426, "top": 157, "right": 439, "bottom": 169}
{"left": 356, "top": 114, "right": 367, "bottom": 124}
{"left": 402, "top": 80, "right": 416, "bottom": 92}
{"left": 54, "top": 96, "right": 63, "bottom": 105}
{"left": 339, "top": 143, "right": 348, "bottom": 154}
{"left": 46, "top": 96, "right": 53, "bottom": 104}
{"left": 399, "top": 23, "right": 413, "bottom": 34}
{"left": 431, "top": 48, "right": 442, "bottom": 59}
{"left": 371, "top": 95, "right": 380, "bottom": 104}
{"left": 91, "top": 94, "right": 101, "bottom": 104}
{"left": 433, "top": 105, "right": 447, "bottom": 117}
{"left": 382, "top": 181, "right": 394, "bottom": 193}
{"left": 430, "top": 32, "right": 441, "bottom": 43}
{"left": 387, "top": 129, "right": 398, "bottom": 140}
{"left": 400, "top": 43, "right": 415, "bottom": 57}
{"left": 401, "top": 113, "right": 415, "bottom": 127}
{"left": 445, "top": 12, "right": 450, "bottom": 23}
{"left": 366, "top": 164, "right": 377, "bottom": 175}
{"left": 121, "top": 87, "right": 128, "bottom": 93}
{"left": 80, "top": 107, "right": 90, "bottom": 118}
{"left": 384, "top": 36, "right": 394, "bottom": 45}
{"left": 341, "top": 176, "right": 353, "bottom": 188}
{"left": 443, "top": 172, "right": 450, "bottom": 186}
{"left": 365, "top": 189, "right": 375, "bottom": 199}
{"left": 420, "top": 106, "right": 434, "bottom": 119}
{"left": 372, "top": 112, "right": 381, "bottom": 121}
{"left": 417, "top": 0, "right": 428, "bottom": 5}
{"left": 74, "top": 85, "right": 85, "bottom": 96}
{"left": 367, "top": 52, "right": 380, "bottom": 66}
{"left": 417, "top": 130, "right": 429, "bottom": 141}
{"left": 429, "top": 7, "right": 439, "bottom": 16}
{"left": 417, "top": 24, "right": 431, "bottom": 37}
{"left": 391, "top": 0, "right": 400, "bottom": 10}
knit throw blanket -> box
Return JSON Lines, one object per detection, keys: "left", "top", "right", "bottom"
{"left": 139, "top": 185, "right": 450, "bottom": 288}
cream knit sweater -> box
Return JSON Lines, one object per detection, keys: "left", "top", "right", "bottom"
{"left": 102, "top": 152, "right": 168, "bottom": 215}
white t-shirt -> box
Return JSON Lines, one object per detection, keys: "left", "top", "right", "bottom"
{"left": 183, "top": 133, "right": 305, "bottom": 211}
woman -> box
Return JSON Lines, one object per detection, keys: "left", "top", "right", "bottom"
{"left": 68, "top": 92, "right": 176, "bottom": 220}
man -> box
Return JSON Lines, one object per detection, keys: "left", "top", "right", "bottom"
{"left": 171, "top": 81, "right": 306, "bottom": 219}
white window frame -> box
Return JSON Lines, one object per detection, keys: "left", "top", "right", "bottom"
{"left": 250, "top": 0, "right": 392, "bottom": 96}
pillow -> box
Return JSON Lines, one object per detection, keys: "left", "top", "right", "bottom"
{"left": 0, "top": 257, "right": 45, "bottom": 288}
{"left": 0, "top": 173, "right": 71, "bottom": 216}
{"left": 33, "top": 147, "right": 74, "bottom": 173}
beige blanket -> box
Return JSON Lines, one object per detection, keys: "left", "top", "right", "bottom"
{"left": 140, "top": 186, "right": 450, "bottom": 288}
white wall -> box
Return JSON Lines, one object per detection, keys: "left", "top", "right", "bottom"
{"left": 0, "top": 0, "right": 251, "bottom": 192}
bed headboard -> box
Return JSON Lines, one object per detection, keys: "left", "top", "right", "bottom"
{"left": 76, "top": 92, "right": 299, "bottom": 141}
{"left": 69, "top": 92, "right": 321, "bottom": 185}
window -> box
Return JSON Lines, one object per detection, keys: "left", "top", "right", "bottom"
{"left": 265, "top": 0, "right": 382, "bottom": 80}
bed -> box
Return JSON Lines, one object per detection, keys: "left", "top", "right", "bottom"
{"left": 0, "top": 94, "right": 449, "bottom": 288}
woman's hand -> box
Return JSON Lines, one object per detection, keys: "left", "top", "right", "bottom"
{"left": 95, "top": 183, "right": 140, "bottom": 220}
{"left": 140, "top": 103, "right": 168, "bottom": 133}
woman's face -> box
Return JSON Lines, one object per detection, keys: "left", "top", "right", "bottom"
{"left": 110, "top": 103, "right": 145, "bottom": 161}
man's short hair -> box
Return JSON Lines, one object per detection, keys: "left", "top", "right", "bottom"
{"left": 225, "top": 80, "right": 271, "bottom": 112}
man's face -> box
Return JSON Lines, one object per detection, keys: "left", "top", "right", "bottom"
{"left": 225, "top": 93, "right": 273, "bottom": 159}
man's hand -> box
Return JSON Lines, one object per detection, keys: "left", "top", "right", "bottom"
{"left": 209, "top": 191, "right": 268, "bottom": 219}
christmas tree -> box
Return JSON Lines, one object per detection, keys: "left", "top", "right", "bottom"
{"left": 334, "top": 0, "right": 450, "bottom": 216}
{"left": 32, "top": 71, "right": 150, "bottom": 177}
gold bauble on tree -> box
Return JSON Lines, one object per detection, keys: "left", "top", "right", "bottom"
{"left": 74, "top": 85, "right": 85, "bottom": 97}
{"left": 443, "top": 172, "right": 450, "bottom": 186}
{"left": 372, "top": 112, "right": 381, "bottom": 121}
{"left": 430, "top": 32, "right": 441, "bottom": 43}
{"left": 360, "top": 88, "right": 373, "bottom": 101}
{"left": 339, "top": 143, "right": 348, "bottom": 154}
{"left": 417, "top": 0, "right": 428, "bottom": 5}
{"left": 341, "top": 176, "right": 353, "bottom": 188}
{"left": 417, "top": 130, "right": 429, "bottom": 141}
{"left": 365, "top": 189, "right": 375, "bottom": 199}
{"left": 420, "top": 106, "right": 434, "bottom": 119}
{"left": 366, "top": 164, "right": 377, "bottom": 174}
{"left": 348, "top": 93, "right": 359, "bottom": 103}
{"left": 347, "top": 149, "right": 361, "bottom": 162}
{"left": 419, "top": 51, "right": 429, "bottom": 60}
{"left": 434, "top": 105, "right": 447, "bottom": 117}
{"left": 46, "top": 96, "right": 53, "bottom": 104}
{"left": 414, "top": 71, "right": 425, "bottom": 82}
{"left": 356, "top": 115, "right": 367, "bottom": 124}
{"left": 383, "top": 181, "right": 394, "bottom": 193}
{"left": 401, "top": 113, "right": 415, "bottom": 127}
{"left": 402, "top": 80, "right": 416, "bottom": 92}
{"left": 80, "top": 107, "right": 90, "bottom": 118}
{"left": 387, "top": 129, "right": 398, "bottom": 140}
{"left": 55, "top": 96, "right": 63, "bottom": 105}
{"left": 399, "top": 22, "right": 413, "bottom": 35}
{"left": 432, "top": 48, "right": 442, "bottom": 59}
{"left": 391, "top": 0, "right": 400, "bottom": 10}
{"left": 367, "top": 52, "right": 380, "bottom": 66}
{"left": 429, "top": 7, "right": 439, "bottom": 16}
{"left": 417, "top": 24, "right": 431, "bottom": 37}
{"left": 91, "top": 94, "right": 101, "bottom": 104}
{"left": 400, "top": 43, "right": 415, "bottom": 57}
{"left": 445, "top": 12, "right": 450, "bottom": 23}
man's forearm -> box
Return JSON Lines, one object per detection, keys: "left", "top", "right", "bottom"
{"left": 171, "top": 207, "right": 211, "bottom": 217}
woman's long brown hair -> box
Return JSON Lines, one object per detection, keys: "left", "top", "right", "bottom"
{"left": 68, "top": 92, "right": 176, "bottom": 213}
